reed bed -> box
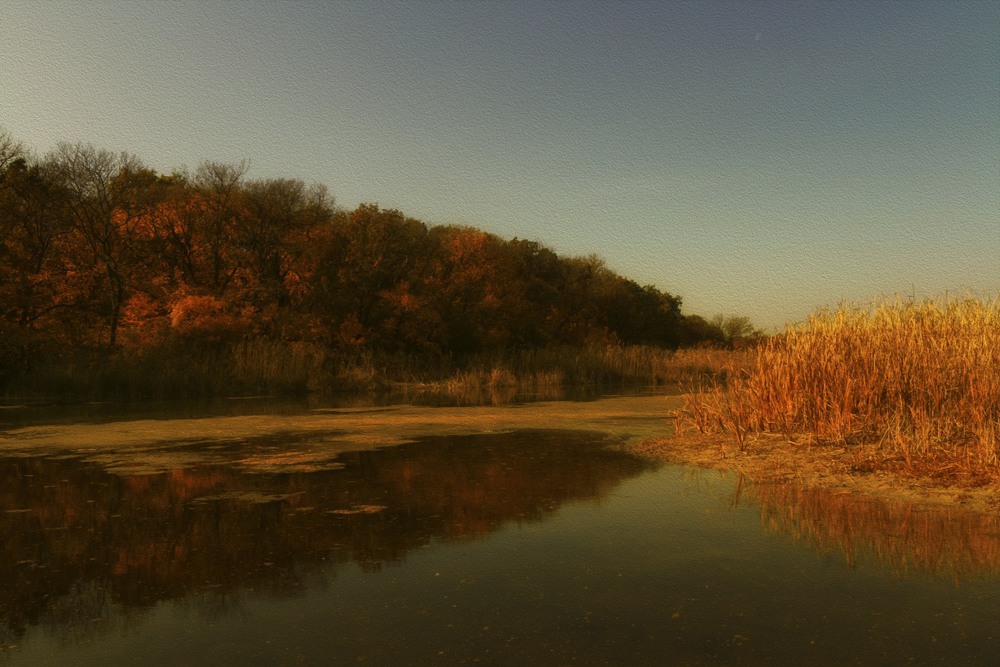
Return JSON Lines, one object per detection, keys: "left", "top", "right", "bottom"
{"left": 676, "top": 296, "right": 1000, "bottom": 478}
{"left": 230, "top": 339, "right": 328, "bottom": 394}
{"left": 4, "top": 337, "right": 748, "bottom": 403}
{"left": 513, "top": 345, "right": 752, "bottom": 386}
{"left": 4, "top": 339, "right": 329, "bottom": 400}
{"left": 411, "top": 346, "right": 751, "bottom": 405}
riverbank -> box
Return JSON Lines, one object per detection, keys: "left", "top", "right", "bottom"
{"left": 0, "top": 394, "right": 678, "bottom": 475}
{"left": 2, "top": 343, "right": 747, "bottom": 402}
{"left": 7, "top": 388, "right": 998, "bottom": 514}
{"left": 635, "top": 432, "right": 1000, "bottom": 515}
{"left": 651, "top": 296, "right": 1000, "bottom": 514}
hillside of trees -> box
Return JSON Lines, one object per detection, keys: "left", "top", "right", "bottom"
{"left": 0, "top": 130, "right": 754, "bottom": 399}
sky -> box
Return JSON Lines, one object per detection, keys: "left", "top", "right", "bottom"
{"left": 1, "top": 1, "right": 997, "bottom": 331}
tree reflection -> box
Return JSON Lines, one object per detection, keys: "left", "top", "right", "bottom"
{"left": 0, "top": 430, "right": 653, "bottom": 643}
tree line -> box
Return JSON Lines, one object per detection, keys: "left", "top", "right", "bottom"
{"left": 0, "top": 130, "right": 755, "bottom": 395}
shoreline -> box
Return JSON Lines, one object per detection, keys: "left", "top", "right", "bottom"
{"left": 635, "top": 432, "right": 1000, "bottom": 515}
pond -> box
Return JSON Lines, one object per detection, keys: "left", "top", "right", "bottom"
{"left": 1, "top": 396, "right": 998, "bottom": 665}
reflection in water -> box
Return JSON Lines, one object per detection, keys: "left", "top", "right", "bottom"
{"left": 5, "top": 423, "right": 1000, "bottom": 665}
{"left": 0, "top": 430, "right": 653, "bottom": 647}
{"left": 738, "top": 477, "right": 1000, "bottom": 581}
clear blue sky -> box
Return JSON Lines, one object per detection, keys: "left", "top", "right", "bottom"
{"left": 2, "top": 1, "right": 997, "bottom": 330}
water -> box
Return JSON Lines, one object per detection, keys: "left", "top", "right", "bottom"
{"left": 1, "top": 399, "right": 998, "bottom": 665}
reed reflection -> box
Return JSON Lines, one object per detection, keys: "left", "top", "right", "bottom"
{"left": 0, "top": 430, "right": 653, "bottom": 646}
{"left": 735, "top": 476, "right": 1000, "bottom": 580}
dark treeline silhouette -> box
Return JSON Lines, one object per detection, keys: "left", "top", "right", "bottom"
{"left": 0, "top": 131, "right": 750, "bottom": 397}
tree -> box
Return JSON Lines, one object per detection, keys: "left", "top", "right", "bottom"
{"left": 0, "top": 144, "right": 77, "bottom": 377}
{"left": 423, "top": 225, "right": 510, "bottom": 354}
{"left": 311, "top": 204, "right": 434, "bottom": 351}
{"left": 599, "top": 279, "right": 683, "bottom": 348}
{"left": 710, "top": 314, "right": 764, "bottom": 347}
{"left": 48, "top": 143, "right": 166, "bottom": 347}
{"left": 191, "top": 160, "right": 249, "bottom": 293}
{"left": 543, "top": 254, "right": 616, "bottom": 347}
{"left": 0, "top": 130, "right": 25, "bottom": 180}
{"left": 679, "top": 315, "right": 726, "bottom": 347}
{"left": 232, "top": 177, "right": 332, "bottom": 326}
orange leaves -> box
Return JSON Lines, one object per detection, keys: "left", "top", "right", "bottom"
{"left": 3, "top": 132, "right": 712, "bottom": 396}
{"left": 337, "top": 314, "right": 367, "bottom": 349}
{"left": 379, "top": 282, "right": 421, "bottom": 314}
{"left": 169, "top": 294, "right": 247, "bottom": 343}
{"left": 120, "top": 292, "right": 169, "bottom": 347}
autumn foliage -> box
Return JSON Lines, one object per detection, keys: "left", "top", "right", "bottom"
{"left": 0, "top": 131, "right": 730, "bottom": 397}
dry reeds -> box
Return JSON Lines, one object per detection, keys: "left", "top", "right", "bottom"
{"left": 504, "top": 345, "right": 751, "bottom": 387}
{"left": 230, "top": 338, "right": 328, "bottom": 394}
{"left": 5, "top": 338, "right": 750, "bottom": 403}
{"left": 411, "top": 346, "right": 750, "bottom": 398}
{"left": 677, "top": 296, "right": 1000, "bottom": 475}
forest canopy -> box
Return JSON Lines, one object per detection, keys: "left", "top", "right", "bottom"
{"left": 0, "top": 131, "right": 752, "bottom": 396}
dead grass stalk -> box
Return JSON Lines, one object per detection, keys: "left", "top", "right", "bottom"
{"left": 675, "top": 296, "right": 1000, "bottom": 478}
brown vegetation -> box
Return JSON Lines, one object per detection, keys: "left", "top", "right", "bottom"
{"left": 672, "top": 296, "right": 1000, "bottom": 482}
{"left": 0, "top": 130, "right": 755, "bottom": 399}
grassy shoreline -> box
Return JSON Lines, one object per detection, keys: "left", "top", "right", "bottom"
{"left": 634, "top": 432, "right": 1000, "bottom": 578}
{"left": 3, "top": 343, "right": 749, "bottom": 404}
{"left": 636, "top": 431, "right": 1000, "bottom": 514}
{"left": 664, "top": 296, "right": 1000, "bottom": 493}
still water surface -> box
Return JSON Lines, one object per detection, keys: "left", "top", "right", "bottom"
{"left": 1, "top": 398, "right": 998, "bottom": 665}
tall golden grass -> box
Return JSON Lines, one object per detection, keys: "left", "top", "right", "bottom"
{"left": 676, "top": 296, "right": 1000, "bottom": 477}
